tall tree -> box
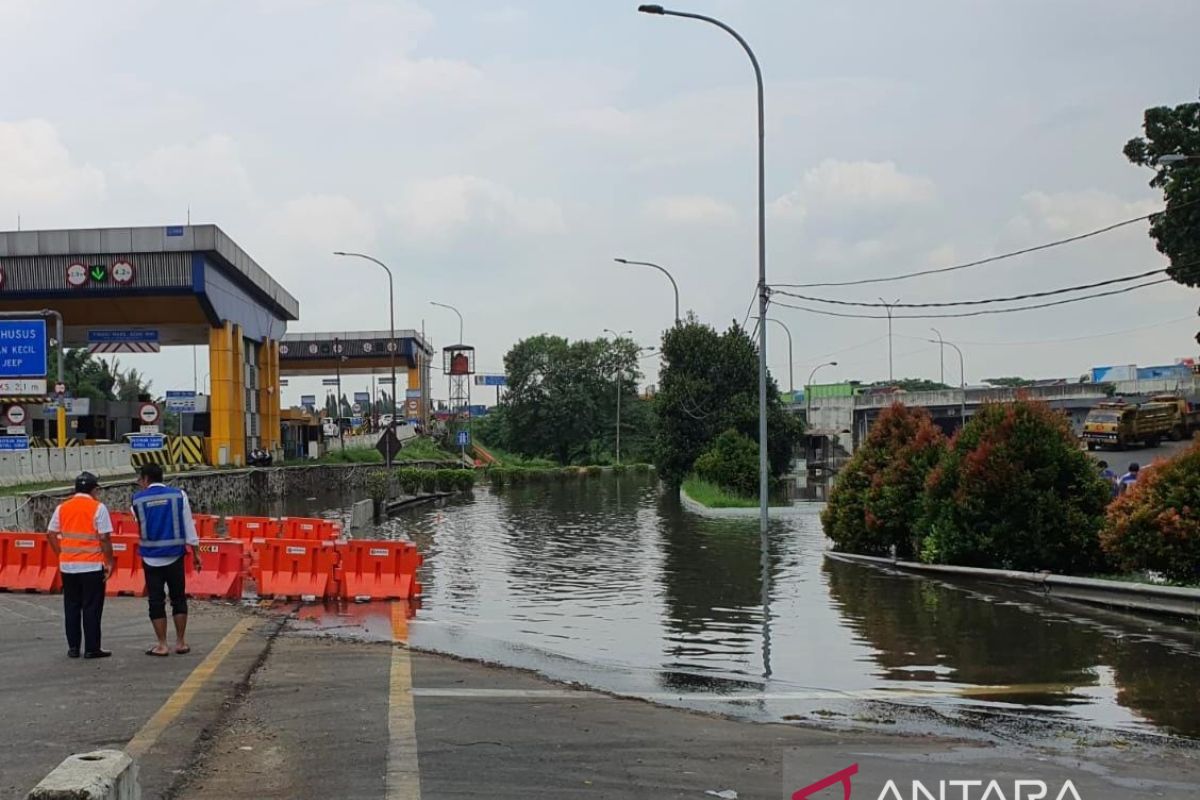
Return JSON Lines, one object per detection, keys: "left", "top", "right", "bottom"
{"left": 654, "top": 316, "right": 802, "bottom": 489}
{"left": 1124, "top": 100, "right": 1200, "bottom": 303}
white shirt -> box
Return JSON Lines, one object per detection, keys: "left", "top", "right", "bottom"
{"left": 48, "top": 494, "right": 114, "bottom": 574}
{"left": 140, "top": 483, "right": 200, "bottom": 567}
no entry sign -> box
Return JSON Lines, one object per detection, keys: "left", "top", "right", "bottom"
{"left": 138, "top": 403, "right": 160, "bottom": 424}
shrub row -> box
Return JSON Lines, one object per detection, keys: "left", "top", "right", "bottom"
{"left": 823, "top": 401, "right": 1111, "bottom": 574}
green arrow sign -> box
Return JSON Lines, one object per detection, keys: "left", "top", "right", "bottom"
{"left": 89, "top": 264, "right": 108, "bottom": 282}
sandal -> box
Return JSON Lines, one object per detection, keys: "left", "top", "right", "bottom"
{"left": 175, "top": 645, "right": 191, "bottom": 655}
{"left": 145, "top": 647, "right": 169, "bottom": 657}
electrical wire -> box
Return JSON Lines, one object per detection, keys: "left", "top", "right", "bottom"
{"left": 772, "top": 198, "right": 1200, "bottom": 289}
{"left": 771, "top": 278, "right": 1173, "bottom": 319}
{"left": 772, "top": 265, "right": 1180, "bottom": 309}
{"left": 892, "top": 316, "right": 1196, "bottom": 348}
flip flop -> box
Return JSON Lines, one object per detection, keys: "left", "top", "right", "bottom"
{"left": 145, "top": 648, "right": 169, "bottom": 657}
{"left": 175, "top": 646, "right": 191, "bottom": 655}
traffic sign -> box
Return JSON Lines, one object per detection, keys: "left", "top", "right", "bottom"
{"left": 351, "top": 416, "right": 363, "bottom": 427}
{"left": 88, "top": 263, "right": 109, "bottom": 283}
{"left": 140, "top": 424, "right": 159, "bottom": 434}
{"left": 405, "top": 389, "right": 422, "bottom": 399}
{"left": 6, "top": 426, "right": 24, "bottom": 436}
{"left": 111, "top": 260, "right": 135, "bottom": 285}
{"left": 300, "top": 395, "right": 316, "bottom": 407}
{"left": 474, "top": 375, "right": 507, "bottom": 386}
{"left": 321, "top": 378, "right": 339, "bottom": 386}
{"left": 138, "top": 403, "right": 160, "bottom": 424}
{"left": 66, "top": 263, "right": 88, "bottom": 287}
{"left": 165, "top": 390, "right": 197, "bottom": 413}
{"left": 129, "top": 434, "right": 165, "bottom": 451}
{"left": 0, "top": 320, "right": 47, "bottom": 378}
{"left": 376, "top": 427, "right": 403, "bottom": 463}
{"left": 354, "top": 391, "right": 370, "bottom": 403}
{"left": 456, "top": 430, "right": 470, "bottom": 447}
{"left": 88, "top": 329, "right": 159, "bottom": 343}
{"left": 406, "top": 399, "right": 418, "bottom": 412}
{"left": 351, "top": 402, "right": 362, "bottom": 414}
{"left": 0, "top": 435, "right": 29, "bottom": 451}
{"left": 0, "top": 379, "right": 46, "bottom": 394}
{"left": 5, "top": 405, "right": 25, "bottom": 425}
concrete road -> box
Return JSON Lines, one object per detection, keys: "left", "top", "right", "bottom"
{"left": 3, "top": 596, "right": 1200, "bottom": 800}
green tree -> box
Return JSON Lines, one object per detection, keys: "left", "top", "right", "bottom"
{"left": 693, "top": 429, "right": 760, "bottom": 497}
{"left": 111, "top": 361, "right": 152, "bottom": 401}
{"left": 654, "top": 317, "right": 802, "bottom": 489}
{"left": 822, "top": 403, "right": 947, "bottom": 559}
{"left": 1124, "top": 100, "right": 1200, "bottom": 303}
{"left": 983, "top": 377, "right": 1035, "bottom": 388}
{"left": 919, "top": 401, "right": 1110, "bottom": 573}
{"left": 869, "top": 378, "right": 949, "bottom": 392}
{"left": 60, "top": 348, "right": 118, "bottom": 402}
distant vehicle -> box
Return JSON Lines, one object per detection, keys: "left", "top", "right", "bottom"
{"left": 379, "top": 414, "right": 394, "bottom": 428}
{"left": 1150, "top": 394, "right": 1200, "bottom": 440}
{"left": 1082, "top": 402, "right": 1176, "bottom": 450}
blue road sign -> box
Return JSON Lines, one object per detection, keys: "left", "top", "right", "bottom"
{"left": 87, "top": 329, "right": 159, "bottom": 343}
{"left": 321, "top": 378, "right": 339, "bottom": 386}
{"left": 300, "top": 395, "right": 316, "bottom": 407}
{"left": 0, "top": 320, "right": 47, "bottom": 378}
{"left": 129, "top": 434, "right": 166, "bottom": 451}
{"left": 354, "top": 391, "right": 370, "bottom": 403}
{"left": 456, "top": 430, "right": 470, "bottom": 447}
{"left": 0, "top": 435, "right": 29, "bottom": 451}
{"left": 352, "top": 416, "right": 364, "bottom": 427}
{"left": 474, "top": 375, "right": 506, "bottom": 387}
{"left": 165, "top": 390, "right": 197, "bottom": 413}
{"left": 166, "top": 226, "right": 185, "bottom": 237}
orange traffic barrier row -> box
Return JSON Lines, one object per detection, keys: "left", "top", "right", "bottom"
{"left": 110, "top": 510, "right": 140, "bottom": 536}
{"left": 280, "top": 517, "right": 342, "bottom": 541}
{"left": 0, "top": 532, "right": 61, "bottom": 593}
{"left": 254, "top": 539, "right": 338, "bottom": 600}
{"left": 337, "top": 540, "right": 422, "bottom": 601}
{"left": 106, "top": 534, "right": 146, "bottom": 597}
{"left": 186, "top": 539, "right": 245, "bottom": 599}
{"left": 225, "top": 516, "right": 281, "bottom": 542}
{"left": 193, "top": 513, "right": 219, "bottom": 538}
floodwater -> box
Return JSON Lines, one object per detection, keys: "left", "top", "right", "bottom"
{"left": 269, "top": 476, "right": 1200, "bottom": 739}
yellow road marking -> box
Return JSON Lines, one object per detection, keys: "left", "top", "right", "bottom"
{"left": 387, "top": 601, "right": 421, "bottom": 800}
{"left": 125, "top": 617, "right": 255, "bottom": 758}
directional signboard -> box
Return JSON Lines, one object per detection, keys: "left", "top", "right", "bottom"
{"left": 165, "top": 390, "right": 197, "bottom": 413}
{"left": 456, "top": 430, "right": 470, "bottom": 447}
{"left": 0, "top": 435, "right": 29, "bottom": 451}
{"left": 354, "top": 391, "right": 370, "bottom": 404}
{"left": 129, "top": 434, "right": 166, "bottom": 451}
{"left": 0, "top": 320, "right": 47, "bottom": 378}
{"left": 321, "top": 378, "right": 339, "bottom": 386}
{"left": 88, "top": 330, "right": 159, "bottom": 343}
{"left": 300, "top": 394, "right": 316, "bottom": 407}
{"left": 473, "top": 375, "right": 507, "bottom": 387}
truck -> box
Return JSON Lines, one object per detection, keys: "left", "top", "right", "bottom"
{"left": 1082, "top": 402, "right": 1177, "bottom": 450}
{"left": 1150, "top": 394, "right": 1200, "bottom": 440}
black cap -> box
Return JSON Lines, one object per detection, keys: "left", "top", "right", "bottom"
{"left": 1129, "top": 462, "right": 1140, "bottom": 472}
{"left": 74, "top": 471, "right": 99, "bottom": 494}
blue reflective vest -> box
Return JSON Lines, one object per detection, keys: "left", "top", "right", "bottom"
{"left": 132, "top": 484, "right": 188, "bottom": 560}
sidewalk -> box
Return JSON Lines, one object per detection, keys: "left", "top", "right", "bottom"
{"left": 3, "top": 595, "right": 1199, "bottom": 799}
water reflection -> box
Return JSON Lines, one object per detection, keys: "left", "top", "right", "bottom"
{"left": 252, "top": 475, "right": 1200, "bottom": 738}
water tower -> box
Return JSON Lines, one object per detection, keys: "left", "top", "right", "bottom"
{"left": 443, "top": 343, "right": 475, "bottom": 435}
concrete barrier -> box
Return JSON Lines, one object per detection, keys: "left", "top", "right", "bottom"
{"left": 79, "top": 447, "right": 98, "bottom": 474}
{"left": 65, "top": 448, "right": 83, "bottom": 475}
{"left": 48, "top": 448, "right": 68, "bottom": 481}
{"left": 25, "top": 749, "right": 139, "bottom": 800}
{"left": 107, "top": 446, "right": 132, "bottom": 476}
{"left": 18, "top": 451, "right": 36, "bottom": 484}
{"left": 30, "top": 448, "right": 52, "bottom": 481}
{"left": 0, "top": 451, "right": 20, "bottom": 487}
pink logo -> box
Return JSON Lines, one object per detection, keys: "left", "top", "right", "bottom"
{"left": 793, "top": 764, "right": 859, "bottom": 800}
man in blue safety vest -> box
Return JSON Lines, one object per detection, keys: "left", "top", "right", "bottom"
{"left": 132, "top": 463, "right": 201, "bottom": 657}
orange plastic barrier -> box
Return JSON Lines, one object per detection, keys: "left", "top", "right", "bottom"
{"left": 185, "top": 539, "right": 245, "bottom": 599}
{"left": 254, "top": 539, "right": 337, "bottom": 600}
{"left": 0, "top": 532, "right": 61, "bottom": 593}
{"left": 105, "top": 534, "right": 146, "bottom": 596}
{"left": 336, "top": 540, "right": 423, "bottom": 601}
{"left": 280, "top": 517, "right": 342, "bottom": 541}
{"left": 110, "top": 510, "right": 140, "bottom": 536}
{"left": 225, "top": 516, "right": 281, "bottom": 542}
{"left": 193, "top": 514, "right": 219, "bottom": 538}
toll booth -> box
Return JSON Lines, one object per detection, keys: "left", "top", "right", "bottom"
{"left": 0, "top": 225, "right": 298, "bottom": 466}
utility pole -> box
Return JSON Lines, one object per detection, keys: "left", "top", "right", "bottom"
{"left": 930, "top": 327, "right": 945, "bottom": 385}
{"left": 879, "top": 298, "right": 899, "bottom": 382}
{"left": 334, "top": 336, "right": 344, "bottom": 451}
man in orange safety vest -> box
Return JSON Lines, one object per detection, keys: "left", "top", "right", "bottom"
{"left": 46, "top": 472, "right": 116, "bottom": 659}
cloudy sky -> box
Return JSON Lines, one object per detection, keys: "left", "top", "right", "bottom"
{"left": 2, "top": 0, "right": 1198, "bottom": 403}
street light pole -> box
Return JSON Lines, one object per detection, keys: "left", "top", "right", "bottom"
{"left": 928, "top": 336, "right": 967, "bottom": 425}
{"left": 333, "top": 251, "right": 398, "bottom": 465}
{"left": 879, "top": 298, "right": 898, "bottom": 382}
{"left": 805, "top": 361, "right": 838, "bottom": 426}
{"left": 764, "top": 317, "right": 793, "bottom": 396}
{"left": 604, "top": 328, "right": 633, "bottom": 465}
{"left": 639, "top": 3, "right": 770, "bottom": 537}
{"left": 930, "top": 327, "right": 945, "bottom": 385}
{"left": 613, "top": 258, "right": 681, "bottom": 325}
{"left": 334, "top": 336, "right": 345, "bottom": 451}
{"left": 430, "top": 301, "right": 465, "bottom": 345}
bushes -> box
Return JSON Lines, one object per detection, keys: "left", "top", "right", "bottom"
{"left": 692, "top": 429, "right": 760, "bottom": 498}
{"left": 1101, "top": 441, "right": 1200, "bottom": 583}
{"left": 391, "top": 467, "right": 475, "bottom": 495}
{"left": 822, "top": 404, "right": 947, "bottom": 559}
{"left": 919, "top": 401, "right": 1110, "bottom": 573}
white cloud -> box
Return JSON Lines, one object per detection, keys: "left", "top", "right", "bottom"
{"left": 387, "top": 175, "right": 565, "bottom": 242}
{"left": 268, "top": 194, "right": 376, "bottom": 252}
{"left": 361, "top": 55, "right": 487, "bottom": 105}
{"left": 1008, "top": 189, "right": 1160, "bottom": 237}
{"left": 770, "top": 159, "right": 936, "bottom": 221}
{"left": 0, "top": 119, "right": 105, "bottom": 208}
{"left": 122, "top": 134, "right": 253, "bottom": 202}
{"left": 643, "top": 194, "right": 737, "bottom": 226}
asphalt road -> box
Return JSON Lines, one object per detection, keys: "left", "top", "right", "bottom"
{"left": 1085, "top": 437, "right": 1191, "bottom": 469}
{"left": 4, "top": 597, "right": 1200, "bottom": 799}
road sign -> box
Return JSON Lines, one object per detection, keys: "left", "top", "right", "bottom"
{"left": 88, "top": 263, "right": 109, "bottom": 283}
{"left": 111, "top": 260, "right": 135, "bottom": 285}
{"left": 321, "top": 378, "right": 339, "bottom": 386}
{"left": 378, "top": 377, "right": 395, "bottom": 385}
{"left": 5, "top": 405, "right": 25, "bottom": 425}
{"left": 279, "top": 379, "right": 289, "bottom": 387}
{"left": 138, "top": 403, "right": 160, "bottom": 424}
{"left": 474, "top": 375, "right": 507, "bottom": 386}
{"left": 66, "top": 263, "right": 88, "bottom": 287}
{"left": 0, "top": 320, "right": 47, "bottom": 378}
{"left": 406, "top": 399, "right": 418, "bottom": 412}
{"left": 0, "top": 435, "right": 29, "bottom": 451}
{"left": 456, "top": 430, "right": 470, "bottom": 447}
{"left": 351, "top": 403, "right": 362, "bottom": 414}
{"left": 352, "top": 416, "right": 363, "bottom": 427}
{"left": 88, "top": 329, "right": 159, "bottom": 343}
{"left": 140, "top": 424, "right": 159, "bottom": 434}
{"left": 376, "top": 427, "right": 404, "bottom": 463}
{"left": 165, "top": 390, "right": 197, "bottom": 412}
{"left": 129, "top": 434, "right": 165, "bottom": 451}
{"left": 166, "top": 225, "right": 184, "bottom": 237}
{"left": 405, "top": 389, "right": 422, "bottom": 399}
{"left": 0, "top": 379, "right": 46, "bottom": 394}
{"left": 5, "top": 426, "right": 24, "bottom": 435}
{"left": 300, "top": 395, "right": 316, "bottom": 407}
{"left": 354, "top": 391, "right": 370, "bottom": 403}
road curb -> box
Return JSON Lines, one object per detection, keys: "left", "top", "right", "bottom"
{"left": 824, "top": 551, "right": 1200, "bottom": 619}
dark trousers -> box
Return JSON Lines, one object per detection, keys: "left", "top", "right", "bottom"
{"left": 62, "top": 570, "right": 106, "bottom": 653}
{"left": 144, "top": 558, "right": 188, "bottom": 621}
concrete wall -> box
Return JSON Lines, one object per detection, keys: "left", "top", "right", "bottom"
{"left": 0, "top": 445, "right": 132, "bottom": 489}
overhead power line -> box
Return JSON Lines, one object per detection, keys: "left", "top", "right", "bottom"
{"left": 772, "top": 198, "right": 1200, "bottom": 289}
{"left": 772, "top": 265, "right": 1180, "bottom": 309}
{"left": 771, "top": 277, "right": 1172, "bottom": 319}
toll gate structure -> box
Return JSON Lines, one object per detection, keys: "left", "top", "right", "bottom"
{"left": 0, "top": 225, "right": 298, "bottom": 466}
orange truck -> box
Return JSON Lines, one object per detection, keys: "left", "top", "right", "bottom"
{"left": 1150, "top": 395, "right": 1200, "bottom": 441}
{"left": 1082, "top": 402, "right": 1176, "bottom": 450}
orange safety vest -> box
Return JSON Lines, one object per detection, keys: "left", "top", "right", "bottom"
{"left": 57, "top": 494, "right": 105, "bottom": 567}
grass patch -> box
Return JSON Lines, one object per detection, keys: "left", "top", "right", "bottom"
{"left": 479, "top": 444, "right": 558, "bottom": 468}
{"left": 314, "top": 446, "right": 383, "bottom": 464}
{"left": 394, "top": 438, "right": 459, "bottom": 463}
{"left": 682, "top": 478, "right": 759, "bottom": 508}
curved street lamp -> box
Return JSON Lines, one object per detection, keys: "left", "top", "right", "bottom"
{"left": 805, "top": 361, "right": 837, "bottom": 424}
{"left": 613, "top": 258, "right": 681, "bottom": 325}
{"left": 430, "top": 301, "right": 465, "bottom": 345}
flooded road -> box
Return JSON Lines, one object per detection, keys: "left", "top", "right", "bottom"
{"left": 267, "top": 475, "right": 1200, "bottom": 739}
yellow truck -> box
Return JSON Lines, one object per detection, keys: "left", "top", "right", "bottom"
{"left": 1082, "top": 402, "right": 1177, "bottom": 450}
{"left": 1150, "top": 394, "right": 1200, "bottom": 441}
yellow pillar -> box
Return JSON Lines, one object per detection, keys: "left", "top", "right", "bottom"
{"left": 229, "top": 324, "right": 246, "bottom": 467}
{"left": 56, "top": 406, "right": 67, "bottom": 448}
{"left": 257, "top": 337, "right": 280, "bottom": 451}
{"left": 207, "top": 322, "right": 234, "bottom": 466}
{"left": 406, "top": 364, "right": 421, "bottom": 422}
{"left": 271, "top": 339, "right": 281, "bottom": 449}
